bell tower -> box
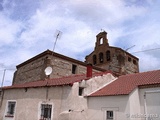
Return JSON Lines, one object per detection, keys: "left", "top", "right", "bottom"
{"left": 85, "top": 31, "right": 139, "bottom": 76}
{"left": 95, "top": 31, "right": 109, "bottom": 50}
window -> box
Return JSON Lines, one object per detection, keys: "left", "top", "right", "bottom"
{"left": 99, "top": 52, "right": 104, "bottom": 63}
{"left": 72, "top": 64, "right": 77, "bottom": 74}
{"left": 40, "top": 104, "right": 52, "bottom": 120}
{"left": 79, "top": 87, "right": 84, "bottom": 96}
{"left": 5, "top": 101, "right": 16, "bottom": 117}
{"left": 107, "top": 111, "right": 113, "bottom": 120}
{"left": 128, "top": 57, "right": 131, "bottom": 62}
{"left": 93, "top": 55, "right": 97, "bottom": 65}
{"left": 0, "top": 89, "right": 2, "bottom": 96}
{"left": 133, "top": 60, "right": 137, "bottom": 65}
{"left": 106, "top": 50, "right": 111, "bottom": 61}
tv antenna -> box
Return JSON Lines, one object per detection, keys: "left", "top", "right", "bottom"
{"left": 52, "top": 30, "right": 62, "bottom": 52}
{"left": 125, "top": 45, "right": 135, "bottom": 51}
{"left": 44, "top": 30, "right": 62, "bottom": 77}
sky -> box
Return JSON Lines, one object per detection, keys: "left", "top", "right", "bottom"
{"left": 0, "top": 0, "right": 160, "bottom": 86}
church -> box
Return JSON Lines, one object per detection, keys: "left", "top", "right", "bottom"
{"left": 0, "top": 31, "right": 159, "bottom": 120}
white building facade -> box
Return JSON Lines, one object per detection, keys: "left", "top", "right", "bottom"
{"left": 0, "top": 70, "right": 160, "bottom": 120}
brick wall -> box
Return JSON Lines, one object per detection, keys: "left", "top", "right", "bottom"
{"left": 85, "top": 31, "right": 139, "bottom": 75}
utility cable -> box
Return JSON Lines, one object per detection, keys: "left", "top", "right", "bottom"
{"left": 131, "top": 47, "right": 160, "bottom": 54}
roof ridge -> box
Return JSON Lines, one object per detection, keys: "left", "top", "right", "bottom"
{"left": 49, "top": 74, "right": 86, "bottom": 80}
{"left": 3, "top": 71, "right": 113, "bottom": 89}
{"left": 89, "top": 69, "right": 160, "bottom": 97}
{"left": 49, "top": 71, "right": 112, "bottom": 80}
{"left": 88, "top": 76, "right": 117, "bottom": 96}
{"left": 119, "top": 69, "right": 160, "bottom": 78}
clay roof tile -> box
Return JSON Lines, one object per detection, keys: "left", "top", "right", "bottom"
{"left": 90, "top": 70, "right": 160, "bottom": 96}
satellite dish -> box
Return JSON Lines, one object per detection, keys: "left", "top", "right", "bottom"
{"left": 44, "top": 66, "right": 53, "bottom": 76}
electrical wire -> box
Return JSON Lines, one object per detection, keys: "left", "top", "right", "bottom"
{"left": 131, "top": 47, "right": 160, "bottom": 54}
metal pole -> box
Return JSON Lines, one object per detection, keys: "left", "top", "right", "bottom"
{"left": 1, "top": 69, "right": 6, "bottom": 88}
{"left": 144, "top": 93, "right": 147, "bottom": 120}
{"left": 52, "top": 33, "right": 59, "bottom": 52}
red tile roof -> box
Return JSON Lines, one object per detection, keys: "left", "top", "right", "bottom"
{"left": 3, "top": 71, "right": 112, "bottom": 90}
{"left": 89, "top": 70, "right": 160, "bottom": 97}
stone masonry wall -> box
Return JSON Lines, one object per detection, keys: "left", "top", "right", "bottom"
{"left": 13, "top": 55, "right": 46, "bottom": 84}
{"left": 85, "top": 47, "right": 139, "bottom": 75}
{"left": 13, "top": 54, "right": 99, "bottom": 85}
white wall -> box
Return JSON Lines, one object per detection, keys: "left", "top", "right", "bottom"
{"left": 87, "top": 86, "right": 160, "bottom": 120}
{"left": 139, "top": 87, "right": 160, "bottom": 120}
{"left": 59, "top": 82, "right": 88, "bottom": 120}
{"left": 84, "top": 73, "right": 117, "bottom": 96}
{"left": 1, "top": 87, "right": 64, "bottom": 120}
{"left": 0, "top": 73, "right": 118, "bottom": 120}
{"left": 128, "top": 88, "right": 141, "bottom": 120}
{"left": 0, "top": 84, "right": 88, "bottom": 120}
{"left": 87, "top": 95, "right": 130, "bottom": 120}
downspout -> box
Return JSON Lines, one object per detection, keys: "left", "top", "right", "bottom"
{"left": 46, "top": 80, "right": 49, "bottom": 100}
{"left": 0, "top": 89, "right": 4, "bottom": 108}
{"left": 144, "top": 93, "right": 147, "bottom": 120}
{"left": 0, "top": 69, "right": 6, "bottom": 108}
{"left": 144, "top": 90, "right": 160, "bottom": 120}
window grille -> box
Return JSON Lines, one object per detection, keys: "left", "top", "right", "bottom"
{"left": 40, "top": 104, "right": 52, "bottom": 120}
{"left": 107, "top": 111, "right": 113, "bottom": 120}
{"left": 6, "top": 101, "right": 16, "bottom": 117}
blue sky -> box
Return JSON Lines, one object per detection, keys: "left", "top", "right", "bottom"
{"left": 0, "top": 0, "right": 160, "bottom": 86}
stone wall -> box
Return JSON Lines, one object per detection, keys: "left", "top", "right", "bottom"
{"left": 13, "top": 51, "right": 100, "bottom": 85}
{"left": 13, "top": 55, "right": 46, "bottom": 84}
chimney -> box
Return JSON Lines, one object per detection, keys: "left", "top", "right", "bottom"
{"left": 86, "top": 63, "right": 92, "bottom": 78}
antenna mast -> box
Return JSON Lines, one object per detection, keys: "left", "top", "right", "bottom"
{"left": 125, "top": 45, "right": 135, "bottom": 51}
{"left": 52, "top": 30, "right": 62, "bottom": 52}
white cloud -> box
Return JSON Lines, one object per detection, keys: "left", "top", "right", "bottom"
{"left": 139, "top": 53, "right": 160, "bottom": 72}
{"left": 0, "top": 0, "right": 160, "bottom": 86}
{"left": 0, "top": 13, "right": 22, "bottom": 46}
